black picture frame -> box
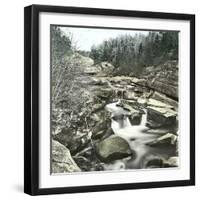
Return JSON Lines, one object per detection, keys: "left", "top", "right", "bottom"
{"left": 24, "top": 4, "right": 195, "bottom": 196}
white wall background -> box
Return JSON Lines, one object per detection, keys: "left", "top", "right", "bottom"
{"left": 0, "top": 0, "right": 199, "bottom": 199}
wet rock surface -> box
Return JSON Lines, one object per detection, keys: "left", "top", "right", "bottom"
{"left": 146, "top": 133, "right": 177, "bottom": 147}
{"left": 147, "top": 106, "right": 177, "bottom": 128}
{"left": 128, "top": 112, "right": 142, "bottom": 125}
{"left": 96, "top": 136, "right": 133, "bottom": 162}
{"left": 143, "top": 156, "right": 164, "bottom": 168}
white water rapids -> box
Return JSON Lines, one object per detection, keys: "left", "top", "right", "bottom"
{"left": 104, "top": 100, "right": 175, "bottom": 170}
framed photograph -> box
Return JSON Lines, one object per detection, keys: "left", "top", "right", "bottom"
{"left": 24, "top": 4, "right": 195, "bottom": 195}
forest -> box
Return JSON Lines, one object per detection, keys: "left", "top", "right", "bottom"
{"left": 90, "top": 31, "right": 178, "bottom": 76}
{"left": 52, "top": 26, "right": 178, "bottom": 76}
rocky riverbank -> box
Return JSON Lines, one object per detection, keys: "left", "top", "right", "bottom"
{"left": 51, "top": 54, "right": 179, "bottom": 173}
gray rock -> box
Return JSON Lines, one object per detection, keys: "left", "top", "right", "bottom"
{"left": 121, "top": 99, "right": 144, "bottom": 111}
{"left": 90, "top": 78, "right": 108, "bottom": 86}
{"left": 152, "top": 91, "right": 178, "bottom": 110}
{"left": 163, "top": 156, "right": 179, "bottom": 167}
{"left": 147, "top": 98, "right": 174, "bottom": 109}
{"left": 145, "top": 158, "right": 164, "bottom": 168}
{"left": 53, "top": 128, "right": 90, "bottom": 155}
{"left": 91, "top": 62, "right": 114, "bottom": 76}
{"left": 52, "top": 140, "right": 81, "bottom": 173}
{"left": 141, "top": 154, "right": 165, "bottom": 168}
{"left": 92, "top": 128, "right": 114, "bottom": 140}
{"left": 92, "top": 130, "right": 106, "bottom": 140}
{"left": 112, "top": 100, "right": 143, "bottom": 125}
{"left": 102, "top": 127, "right": 115, "bottom": 139}
{"left": 146, "top": 133, "right": 177, "bottom": 147}
{"left": 94, "top": 88, "right": 113, "bottom": 99}
{"left": 120, "top": 102, "right": 139, "bottom": 114}
{"left": 91, "top": 102, "right": 106, "bottom": 113}
{"left": 147, "top": 106, "right": 177, "bottom": 128}
{"left": 147, "top": 79, "right": 178, "bottom": 99}
{"left": 128, "top": 113, "right": 142, "bottom": 125}
{"left": 115, "top": 100, "right": 142, "bottom": 114}
{"left": 131, "top": 77, "right": 147, "bottom": 86}
{"left": 96, "top": 136, "right": 133, "bottom": 162}
{"left": 91, "top": 120, "right": 111, "bottom": 140}
{"left": 143, "top": 155, "right": 179, "bottom": 168}
{"left": 100, "top": 62, "right": 114, "bottom": 72}
{"left": 145, "top": 61, "right": 178, "bottom": 99}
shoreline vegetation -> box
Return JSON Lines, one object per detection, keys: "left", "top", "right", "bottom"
{"left": 51, "top": 26, "right": 179, "bottom": 173}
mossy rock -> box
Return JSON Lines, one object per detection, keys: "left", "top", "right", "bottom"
{"left": 96, "top": 136, "right": 132, "bottom": 162}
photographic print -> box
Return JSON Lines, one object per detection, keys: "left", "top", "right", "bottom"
{"left": 51, "top": 25, "right": 179, "bottom": 174}
{"left": 24, "top": 5, "right": 195, "bottom": 195}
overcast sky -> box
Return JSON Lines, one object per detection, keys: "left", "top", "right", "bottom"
{"left": 60, "top": 27, "right": 149, "bottom": 51}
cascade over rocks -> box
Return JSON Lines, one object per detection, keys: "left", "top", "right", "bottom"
{"left": 52, "top": 53, "right": 178, "bottom": 172}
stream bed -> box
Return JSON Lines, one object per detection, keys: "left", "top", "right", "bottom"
{"left": 52, "top": 75, "right": 179, "bottom": 173}
{"left": 101, "top": 100, "right": 178, "bottom": 170}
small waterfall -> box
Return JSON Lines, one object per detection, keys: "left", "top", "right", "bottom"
{"left": 104, "top": 98, "right": 177, "bottom": 170}
{"left": 105, "top": 100, "right": 158, "bottom": 169}
{"left": 106, "top": 101, "right": 149, "bottom": 139}
{"left": 112, "top": 114, "right": 132, "bottom": 129}
{"left": 140, "top": 109, "right": 147, "bottom": 126}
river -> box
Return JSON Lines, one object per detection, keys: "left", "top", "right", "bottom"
{"left": 103, "top": 100, "right": 177, "bottom": 170}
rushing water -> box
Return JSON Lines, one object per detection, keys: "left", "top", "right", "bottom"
{"left": 104, "top": 100, "right": 177, "bottom": 170}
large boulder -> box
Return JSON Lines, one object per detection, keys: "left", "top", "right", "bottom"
{"left": 147, "top": 106, "right": 177, "bottom": 128}
{"left": 91, "top": 119, "right": 113, "bottom": 140}
{"left": 131, "top": 77, "right": 147, "bottom": 87}
{"left": 53, "top": 128, "right": 90, "bottom": 155}
{"left": 100, "top": 62, "right": 115, "bottom": 74}
{"left": 147, "top": 79, "right": 178, "bottom": 99}
{"left": 152, "top": 91, "right": 178, "bottom": 110}
{"left": 146, "top": 61, "right": 178, "bottom": 99}
{"left": 89, "top": 77, "right": 109, "bottom": 86}
{"left": 128, "top": 112, "right": 142, "bottom": 125}
{"left": 142, "top": 155, "right": 164, "bottom": 168}
{"left": 91, "top": 102, "right": 106, "bottom": 113}
{"left": 96, "top": 136, "right": 133, "bottom": 162}
{"left": 147, "top": 98, "right": 174, "bottom": 109}
{"left": 142, "top": 155, "right": 178, "bottom": 168}
{"left": 94, "top": 88, "right": 113, "bottom": 100}
{"left": 52, "top": 140, "right": 81, "bottom": 173}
